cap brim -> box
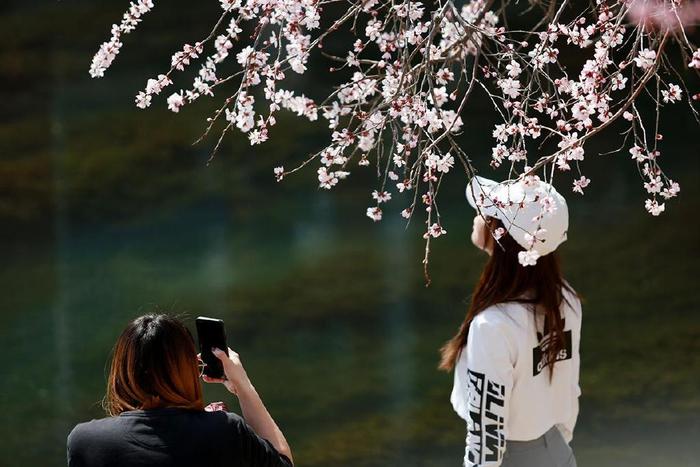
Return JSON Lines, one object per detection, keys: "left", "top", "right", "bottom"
{"left": 465, "top": 176, "right": 499, "bottom": 211}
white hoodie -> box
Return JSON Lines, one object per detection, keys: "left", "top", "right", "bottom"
{"left": 450, "top": 286, "right": 582, "bottom": 466}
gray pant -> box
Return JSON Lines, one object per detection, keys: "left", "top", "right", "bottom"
{"left": 501, "top": 425, "right": 577, "bottom": 467}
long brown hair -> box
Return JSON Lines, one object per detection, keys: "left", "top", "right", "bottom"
{"left": 439, "top": 217, "right": 575, "bottom": 383}
{"left": 103, "top": 314, "right": 205, "bottom": 416}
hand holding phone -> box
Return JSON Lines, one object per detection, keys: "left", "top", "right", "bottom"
{"left": 204, "top": 347, "right": 253, "bottom": 396}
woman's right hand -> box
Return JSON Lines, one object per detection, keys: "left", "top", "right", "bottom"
{"left": 203, "top": 348, "right": 294, "bottom": 464}
{"left": 201, "top": 347, "right": 253, "bottom": 396}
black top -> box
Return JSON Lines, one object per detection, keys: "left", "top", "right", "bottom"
{"left": 66, "top": 407, "right": 293, "bottom": 467}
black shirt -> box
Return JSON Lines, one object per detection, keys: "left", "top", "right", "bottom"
{"left": 66, "top": 407, "right": 293, "bottom": 467}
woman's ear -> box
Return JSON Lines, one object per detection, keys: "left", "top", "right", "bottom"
{"left": 483, "top": 218, "right": 497, "bottom": 255}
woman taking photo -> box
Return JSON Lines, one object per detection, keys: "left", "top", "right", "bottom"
{"left": 441, "top": 176, "right": 582, "bottom": 467}
{"left": 67, "top": 314, "right": 293, "bottom": 467}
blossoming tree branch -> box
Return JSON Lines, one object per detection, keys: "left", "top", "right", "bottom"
{"left": 90, "top": 0, "right": 699, "bottom": 272}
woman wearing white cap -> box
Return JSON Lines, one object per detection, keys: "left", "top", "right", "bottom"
{"left": 440, "top": 175, "right": 582, "bottom": 467}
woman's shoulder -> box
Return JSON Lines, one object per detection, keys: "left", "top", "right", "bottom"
{"left": 469, "top": 305, "right": 524, "bottom": 349}
{"left": 473, "top": 302, "right": 529, "bottom": 329}
{"left": 193, "top": 408, "right": 249, "bottom": 434}
{"left": 67, "top": 416, "right": 123, "bottom": 448}
{"left": 220, "top": 410, "right": 245, "bottom": 427}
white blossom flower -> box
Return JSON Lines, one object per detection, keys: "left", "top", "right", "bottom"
{"left": 660, "top": 180, "right": 680, "bottom": 199}
{"left": 441, "top": 110, "right": 463, "bottom": 132}
{"left": 135, "top": 91, "right": 152, "bottom": 109}
{"left": 214, "top": 34, "right": 233, "bottom": 62}
{"left": 661, "top": 84, "right": 682, "bottom": 103}
{"left": 572, "top": 176, "right": 590, "bottom": 194}
{"left": 372, "top": 190, "right": 392, "bottom": 203}
{"left": 629, "top": 145, "right": 646, "bottom": 162}
{"left": 248, "top": 128, "right": 268, "bottom": 145}
{"left": 498, "top": 78, "right": 521, "bottom": 99}
{"left": 396, "top": 180, "right": 412, "bottom": 192}
{"left": 424, "top": 223, "right": 446, "bottom": 238}
{"left": 611, "top": 74, "right": 627, "bottom": 91}
{"left": 633, "top": 48, "right": 656, "bottom": 70}
{"left": 274, "top": 166, "right": 285, "bottom": 181}
{"left": 366, "top": 206, "right": 383, "bottom": 221}
{"left": 365, "top": 19, "right": 382, "bottom": 40}
{"left": 436, "top": 153, "right": 454, "bottom": 173}
{"left": 220, "top": 0, "right": 241, "bottom": 10}
{"left": 518, "top": 249, "right": 540, "bottom": 266}
{"left": 644, "top": 199, "right": 665, "bottom": 216}
{"left": 346, "top": 51, "right": 360, "bottom": 67}
{"left": 506, "top": 60, "right": 522, "bottom": 78}
{"left": 435, "top": 68, "right": 454, "bottom": 84}
{"left": 167, "top": 91, "right": 185, "bottom": 112}
{"left": 430, "top": 86, "right": 448, "bottom": 107}
{"left": 90, "top": 39, "right": 122, "bottom": 78}
{"left": 493, "top": 124, "right": 508, "bottom": 142}
{"left": 424, "top": 152, "right": 439, "bottom": 170}
{"left": 172, "top": 42, "right": 203, "bottom": 71}
{"left": 689, "top": 50, "right": 700, "bottom": 69}
{"left": 318, "top": 167, "right": 339, "bottom": 189}
{"left": 644, "top": 176, "right": 663, "bottom": 194}
{"left": 491, "top": 144, "right": 509, "bottom": 167}
{"left": 145, "top": 74, "right": 172, "bottom": 95}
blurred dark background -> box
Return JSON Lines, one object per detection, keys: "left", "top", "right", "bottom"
{"left": 1, "top": 1, "right": 699, "bottom": 466}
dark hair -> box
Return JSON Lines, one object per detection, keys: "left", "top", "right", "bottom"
{"left": 103, "top": 314, "right": 204, "bottom": 416}
{"left": 439, "top": 217, "right": 575, "bottom": 383}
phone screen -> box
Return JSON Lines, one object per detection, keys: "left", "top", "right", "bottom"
{"left": 195, "top": 317, "right": 228, "bottom": 379}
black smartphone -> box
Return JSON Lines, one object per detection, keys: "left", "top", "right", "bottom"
{"left": 195, "top": 316, "right": 229, "bottom": 379}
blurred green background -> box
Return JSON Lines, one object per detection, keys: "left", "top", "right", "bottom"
{"left": 1, "top": 1, "right": 699, "bottom": 466}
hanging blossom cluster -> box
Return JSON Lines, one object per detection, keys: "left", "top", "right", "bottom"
{"left": 89, "top": 0, "right": 155, "bottom": 78}
{"left": 90, "top": 0, "right": 699, "bottom": 275}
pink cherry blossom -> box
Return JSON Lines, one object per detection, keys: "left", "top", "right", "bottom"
{"left": 661, "top": 84, "right": 682, "bottom": 103}
{"left": 629, "top": 145, "right": 647, "bottom": 162}
{"left": 518, "top": 250, "right": 540, "bottom": 267}
{"left": 366, "top": 207, "right": 383, "bottom": 222}
{"left": 690, "top": 50, "right": 700, "bottom": 69}
{"left": 372, "top": 190, "right": 392, "bottom": 203}
{"left": 424, "top": 223, "right": 447, "bottom": 239}
{"left": 166, "top": 91, "right": 185, "bottom": 113}
{"left": 644, "top": 199, "right": 665, "bottom": 216}
{"left": 633, "top": 48, "right": 657, "bottom": 70}
{"left": 90, "top": 0, "right": 699, "bottom": 275}
{"left": 572, "top": 176, "right": 591, "bottom": 195}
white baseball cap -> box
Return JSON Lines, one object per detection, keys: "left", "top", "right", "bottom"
{"left": 465, "top": 175, "right": 569, "bottom": 258}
